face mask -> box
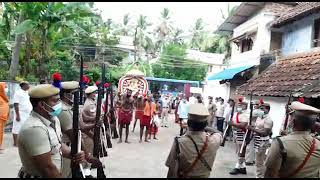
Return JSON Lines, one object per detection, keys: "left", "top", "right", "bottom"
{"left": 43, "top": 102, "right": 62, "bottom": 117}
{"left": 253, "top": 109, "right": 264, "bottom": 118}
{"left": 236, "top": 107, "right": 243, "bottom": 112}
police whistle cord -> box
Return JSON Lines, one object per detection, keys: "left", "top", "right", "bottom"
{"left": 239, "top": 91, "right": 254, "bottom": 157}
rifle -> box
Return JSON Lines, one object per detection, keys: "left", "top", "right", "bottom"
{"left": 92, "top": 65, "right": 107, "bottom": 178}
{"left": 110, "top": 84, "right": 119, "bottom": 139}
{"left": 79, "top": 55, "right": 84, "bottom": 105}
{"left": 239, "top": 91, "right": 254, "bottom": 157}
{"left": 283, "top": 93, "right": 292, "bottom": 131}
{"left": 101, "top": 64, "right": 112, "bottom": 148}
{"left": 71, "top": 90, "right": 85, "bottom": 178}
{"left": 220, "top": 103, "right": 235, "bottom": 147}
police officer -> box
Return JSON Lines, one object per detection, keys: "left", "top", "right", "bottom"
{"left": 58, "top": 81, "right": 101, "bottom": 177}
{"left": 228, "top": 100, "right": 249, "bottom": 175}
{"left": 165, "top": 103, "right": 222, "bottom": 178}
{"left": 264, "top": 101, "right": 320, "bottom": 178}
{"left": 245, "top": 100, "right": 262, "bottom": 166}
{"left": 81, "top": 86, "right": 98, "bottom": 154}
{"left": 17, "top": 84, "right": 85, "bottom": 178}
{"left": 247, "top": 103, "right": 273, "bottom": 178}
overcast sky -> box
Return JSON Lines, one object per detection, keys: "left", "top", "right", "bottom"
{"left": 94, "top": 2, "right": 241, "bottom": 34}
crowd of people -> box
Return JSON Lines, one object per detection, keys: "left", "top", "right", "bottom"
{"left": 0, "top": 80, "right": 320, "bottom": 178}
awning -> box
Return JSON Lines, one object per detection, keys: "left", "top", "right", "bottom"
{"left": 229, "top": 28, "right": 258, "bottom": 42}
{"left": 207, "top": 65, "right": 255, "bottom": 81}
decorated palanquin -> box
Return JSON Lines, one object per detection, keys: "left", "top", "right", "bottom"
{"left": 118, "top": 69, "right": 149, "bottom": 95}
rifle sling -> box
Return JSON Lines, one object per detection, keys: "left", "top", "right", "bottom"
{"left": 288, "top": 138, "right": 316, "bottom": 177}
{"left": 275, "top": 136, "right": 287, "bottom": 168}
{"left": 178, "top": 135, "right": 210, "bottom": 177}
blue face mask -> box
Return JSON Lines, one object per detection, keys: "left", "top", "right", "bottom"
{"left": 254, "top": 109, "right": 264, "bottom": 118}
{"left": 44, "top": 102, "right": 62, "bottom": 117}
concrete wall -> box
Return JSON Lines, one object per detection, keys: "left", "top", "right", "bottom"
{"left": 281, "top": 13, "right": 320, "bottom": 56}
{"left": 230, "top": 10, "right": 277, "bottom": 68}
{"left": 243, "top": 95, "right": 288, "bottom": 137}
{"left": 203, "top": 81, "right": 230, "bottom": 102}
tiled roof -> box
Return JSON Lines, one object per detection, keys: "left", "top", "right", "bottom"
{"left": 271, "top": 2, "right": 320, "bottom": 27}
{"left": 236, "top": 49, "right": 320, "bottom": 98}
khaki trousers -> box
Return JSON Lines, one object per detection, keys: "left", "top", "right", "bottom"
{"left": 161, "top": 108, "right": 169, "bottom": 126}
{"left": 255, "top": 141, "right": 269, "bottom": 178}
{"left": 246, "top": 140, "right": 255, "bottom": 163}
{"left": 235, "top": 141, "right": 246, "bottom": 168}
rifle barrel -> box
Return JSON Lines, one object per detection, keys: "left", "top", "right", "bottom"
{"left": 79, "top": 55, "right": 84, "bottom": 105}
{"left": 71, "top": 91, "right": 84, "bottom": 178}
{"left": 239, "top": 91, "right": 254, "bottom": 156}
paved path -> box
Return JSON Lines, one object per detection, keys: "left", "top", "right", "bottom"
{"left": 0, "top": 114, "right": 255, "bottom": 178}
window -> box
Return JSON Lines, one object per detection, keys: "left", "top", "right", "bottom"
{"left": 240, "top": 38, "right": 253, "bottom": 53}
{"left": 314, "top": 18, "right": 320, "bottom": 47}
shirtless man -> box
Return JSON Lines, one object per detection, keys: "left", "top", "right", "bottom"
{"left": 118, "top": 88, "right": 134, "bottom": 143}
{"left": 132, "top": 95, "right": 145, "bottom": 132}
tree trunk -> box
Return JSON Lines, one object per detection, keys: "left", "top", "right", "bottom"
{"left": 133, "top": 27, "right": 138, "bottom": 63}
{"left": 39, "top": 28, "right": 47, "bottom": 79}
{"left": 23, "top": 32, "right": 31, "bottom": 77}
{"left": 8, "top": 10, "right": 24, "bottom": 81}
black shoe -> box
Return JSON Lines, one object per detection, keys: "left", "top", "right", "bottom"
{"left": 239, "top": 168, "right": 247, "bottom": 174}
{"left": 229, "top": 168, "right": 240, "bottom": 175}
{"left": 245, "top": 161, "right": 254, "bottom": 166}
{"left": 229, "top": 168, "right": 247, "bottom": 175}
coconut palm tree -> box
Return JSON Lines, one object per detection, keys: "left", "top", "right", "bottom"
{"left": 133, "top": 14, "right": 152, "bottom": 62}
{"left": 120, "top": 13, "right": 132, "bottom": 36}
{"left": 155, "top": 8, "right": 173, "bottom": 51}
{"left": 189, "top": 18, "right": 208, "bottom": 50}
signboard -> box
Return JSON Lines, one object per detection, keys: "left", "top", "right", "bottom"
{"left": 118, "top": 69, "right": 149, "bottom": 95}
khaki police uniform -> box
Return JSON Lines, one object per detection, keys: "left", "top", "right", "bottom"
{"left": 253, "top": 114, "right": 273, "bottom": 178}
{"left": 165, "top": 103, "right": 222, "bottom": 178}
{"left": 232, "top": 111, "right": 249, "bottom": 170}
{"left": 265, "top": 101, "right": 320, "bottom": 178}
{"left": 58, "top": 101, "right": 73, "bottom": 177}
{"left": 57, "top": 81, "right": 79, "bottom": 177}
{"left": 82, "top": 86, "right": 97, "bottom": 155}
{"left": 245, "top": 101, "right": 261, "bottom": 165}
{"left": 17, "top": 84, "right": 62, "bottom": 178}
{"left": 207, "top": 102, "right": 217, "bottom": 127}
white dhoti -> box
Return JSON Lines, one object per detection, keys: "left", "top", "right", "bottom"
{"left": 12, "top": 111, "right": 30, "bottom": 134}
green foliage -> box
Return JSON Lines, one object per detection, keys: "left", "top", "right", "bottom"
{"left": 13, "top": 19, "right": 35, "bottom": 34}
{"left": 0, "top": 2, "right": 231, "bottom": 83}
{"left": 25, "top": 74, "right": 39, "bottom": 82}
{"left": 152, "top": 43, "right": 207, "bottom": 81}
{"left": 86, "top": 67, "right": 100, "bottom": 85}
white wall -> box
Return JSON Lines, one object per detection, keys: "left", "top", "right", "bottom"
{"left": 230, "top": 10, "right": 277, "bottom": 68}
{"left": 203, "top": 81, "right": 230, "bottom": 102}
{"left": 243, "top": 95, "right": 288, "bottom": 137}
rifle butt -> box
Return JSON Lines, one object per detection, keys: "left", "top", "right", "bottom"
{"left": 239, "top": 130, "right": 248, "bottom": 156}
{"left": 220, "top": 125, "right": 230, "bottom": 147}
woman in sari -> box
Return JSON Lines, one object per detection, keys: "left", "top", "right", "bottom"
{"left": 0, "top": 82, "right": 9, "bottom": 153}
